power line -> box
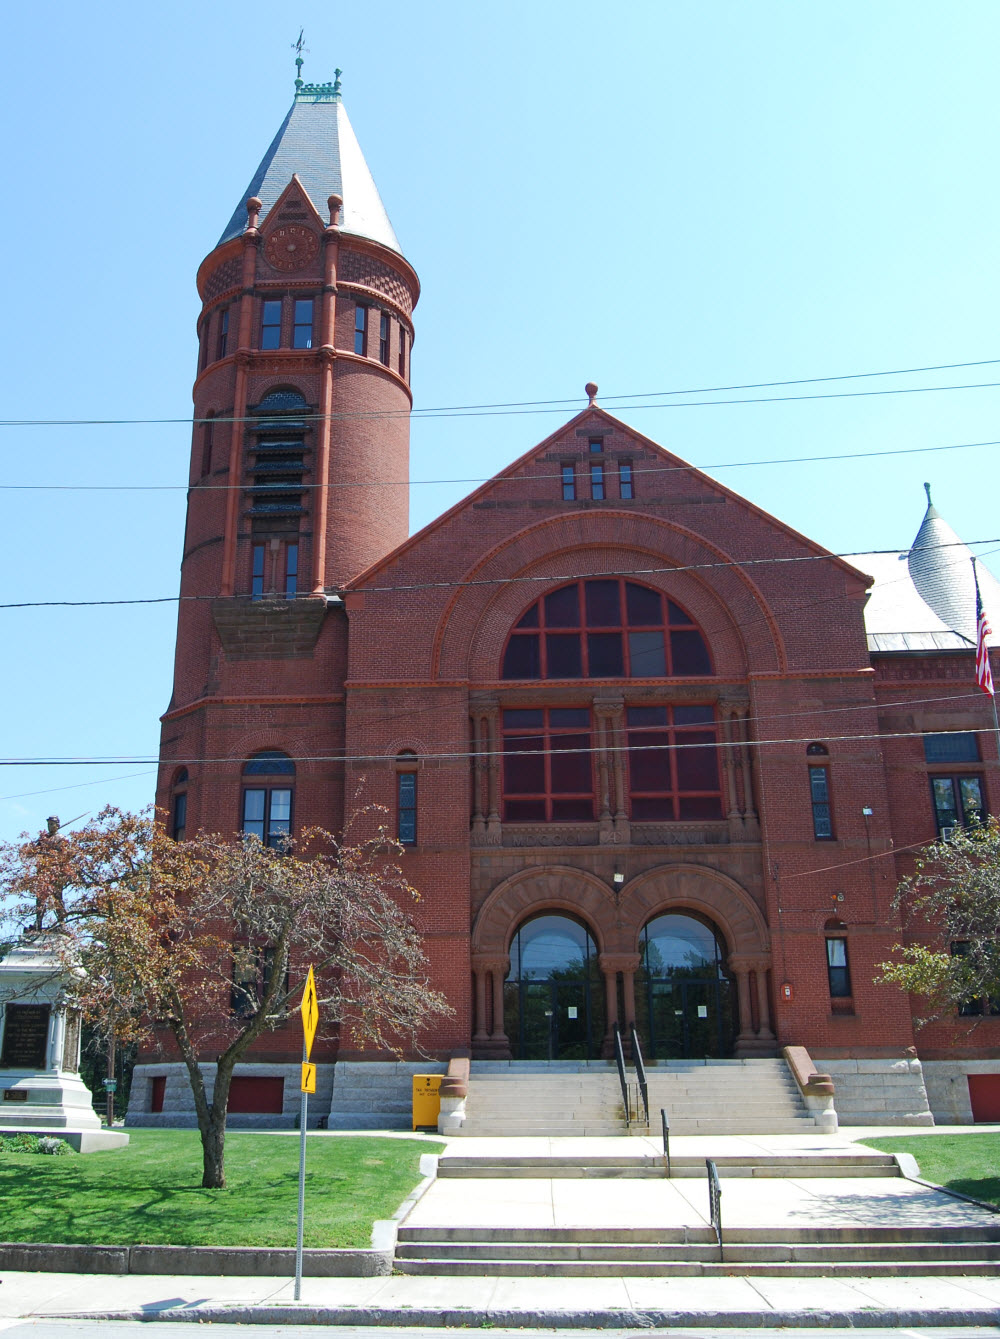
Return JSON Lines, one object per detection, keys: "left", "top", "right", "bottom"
{"left": 3, "top": 360, "right": 1000, "bottom": 429}
{"left": 0, "top": 770, "right": 157, "bottom": 804}
{"left": 4, "top": 434, "right": 999, "bottom": 492}
{"left": 2, "top": 537, "right": 995, "bottom": 610}
{"left": 0, "top": 724, "right": 997, "bottom": 769}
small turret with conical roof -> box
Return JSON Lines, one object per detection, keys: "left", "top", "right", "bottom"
{"left": 908, "top": 483, "right": 999, "bottom": 644}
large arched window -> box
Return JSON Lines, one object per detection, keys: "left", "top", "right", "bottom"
{"left": 241, "top": 751, "right": 295, "bottom": 848}
{"left": 501, "top": 579, "right": 712, "bottom": 680}
{"left": 636, "top": 913, "right": 735, "bottom": 1059}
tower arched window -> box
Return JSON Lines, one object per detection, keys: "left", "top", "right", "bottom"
{"left": 170, "top": 768, "right": 189, "bottom": 841}
{"left": 501, "top": 579, "right": 712, "bottom": 680}
{"left": 241, "top": 751, "right": 295, "bottom": 848}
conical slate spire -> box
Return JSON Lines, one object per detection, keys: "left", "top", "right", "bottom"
{"left": 218, "top": 80, "right": 402, "bottom": 254}
{"left": 908, "top": 485, "right": 997, "bottom": 642}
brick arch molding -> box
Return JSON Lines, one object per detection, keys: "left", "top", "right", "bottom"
{"left": 430, "top": 512, "right": 786, "bottom": 681}
{"left": 472, "top": 865, "right": 619, "bottom": 959}
{"left": 619, "top": 864, "right": 770, "bottom": 960}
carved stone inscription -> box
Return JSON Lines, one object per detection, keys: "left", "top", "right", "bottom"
{"left": 0, "top": 1003, "right": 51, "bottom": 1069}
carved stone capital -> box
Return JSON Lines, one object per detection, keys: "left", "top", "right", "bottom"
{"left": 472, "top": 955, "right": 509, "bottom": 977}
{"left": 598, "top": 953, "right": 641, "bottom": 975}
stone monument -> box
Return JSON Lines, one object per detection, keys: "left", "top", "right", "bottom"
{"left": 0, "top": 934, "right": 128, "bottom": 1152}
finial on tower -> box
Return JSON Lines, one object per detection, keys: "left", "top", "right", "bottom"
{"left": 333, "top": 68, "right": 342, "bottom": 96}
{"left": 923, "top": 481, "right": 933, "bottom": 507}
{"left": 292, "top": 28, "right": 309, "bottom": 90}
{"left": 328, "top": 194, "right": 343, "bottom": 227}
{"left": 585, "top": 382, "right": 599, "bottom": 406}
{"left": 246, "top": 196, "right": 262, "bottom": 231}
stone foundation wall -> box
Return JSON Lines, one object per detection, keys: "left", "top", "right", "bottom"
{"left": 823, "top": 1058, "right": 933, "bottom": 1125}
{"left": 125, "top": 1060, "right": 444, "bottom": 1130}
{"left": 922, "top": 1060, "right": 1000, "bottom": 1124}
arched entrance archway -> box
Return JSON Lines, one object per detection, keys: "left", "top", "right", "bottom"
{"left": 635, "top": 913, "right": 736, "bottom": 1058}
{"left": 505, "top": 914, "right": 605, "bottom": 1060}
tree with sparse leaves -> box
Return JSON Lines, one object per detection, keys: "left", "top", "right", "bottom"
{"left": 878, "top": 818, "right": 1000, "bottom": 1025}
{"left": 0, "top": 809, "right": 450, "bottom": 1188}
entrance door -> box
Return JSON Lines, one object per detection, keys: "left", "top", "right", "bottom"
{"left": 504, "top": 915, "right": 603, "bottom": 1060}
{"left": 637, "top": 913, "right": 736, "bottom": 1059}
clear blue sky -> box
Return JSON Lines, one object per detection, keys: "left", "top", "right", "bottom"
{"left": 1, "top": 1, "right": 998, "bottom": 841}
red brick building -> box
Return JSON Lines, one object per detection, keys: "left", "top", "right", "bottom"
{"left": 130, "top": 75, "right": 1000, "bottom": 1128}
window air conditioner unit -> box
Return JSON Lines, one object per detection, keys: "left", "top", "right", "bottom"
{"left": 939, "top": 826, "right": 956, "bottom": 841}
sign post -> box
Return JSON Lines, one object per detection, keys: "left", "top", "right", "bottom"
{"left": 294, "top": 966, "right": 319, "bottom": 1302}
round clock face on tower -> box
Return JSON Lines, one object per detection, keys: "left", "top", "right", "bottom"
{"left": 264, "top": 225, "right": 320, "bottom": 272}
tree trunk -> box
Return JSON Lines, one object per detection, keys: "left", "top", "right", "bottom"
{"left": 201, "top": 1108, "right": 227, "bottom": 1189}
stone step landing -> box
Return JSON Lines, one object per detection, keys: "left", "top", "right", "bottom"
{"left": 395, "top": 1223, "right": 1000, "bottom": 1277}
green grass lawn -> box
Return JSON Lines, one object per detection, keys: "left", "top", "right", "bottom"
{"left": 860, "top": 1132, "right": 1000, "bottom": 1210}
{"left": 0, "top": 1130, "right": 441, "bottom": 1249}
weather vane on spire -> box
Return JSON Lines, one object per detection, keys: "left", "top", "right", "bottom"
{"left": 292, "top": 29, "right": 309, "bottom": 89}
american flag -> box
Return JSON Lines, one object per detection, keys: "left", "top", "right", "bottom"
{"left": 975, "top": 563, "right": 994, "bottom": 696}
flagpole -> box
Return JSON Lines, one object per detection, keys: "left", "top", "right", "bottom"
{"left": 972, "top": 558, "right": 1000, "bottom": 767}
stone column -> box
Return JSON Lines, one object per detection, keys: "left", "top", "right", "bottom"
{"left": 728, "top": 954, "right": 757, "bottom": 1047}
{"left": 752, "top": 959, "right": 774, "bottom": 1040}
{"left": 619, "top": 955, "right": 641, "bottom": 1029}
{"left": 740, "top": 709, "right": 758, "bottom": 823}
{"left": 472, "top": 965, "right": 489, "bottom": 1046}
{"left": 489, "top": 964, "right": 508, "bottom": 1044}
{"left": 593, "top": 702, "right": 615, "bottom": 843}
{"left": 601, "top": 697, "right": 629, "bottom": 843}
{"left": 311, "top": 200, "right": 341, "bottom": 593}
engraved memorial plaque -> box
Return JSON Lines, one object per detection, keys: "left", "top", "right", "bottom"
{"left": 0, "top": 1003, "right": 51, "bottom": 1069}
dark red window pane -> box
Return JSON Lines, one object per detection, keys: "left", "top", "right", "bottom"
{"left": 546, "top": 633, "right": 582, "bottom": 677}
{"left": 676, "top": 734, "right": 719, "bottom": 789}
{"left": 503, "top": 747, "right": 545, "bottom": 794}
{"left": 550, "top": 733, "right": 591, "bottom": 792}
{"left": 503, "top": 708, "right": 544, "bottom": 727}
{"left": 588, "top": 632, "right": 624, "bottom": 677}
{"left": 626, "top": 583, "right": 662, "bottom": 625}
{"left": 505, "top": 799, "right": 547, "bottom": 821}
{"left": 545, "top": 585, "right": 580, "bottom": 627}
{"left": 503, "top": 635, "right": 540, "bottom": 679}
{"left": 678, "top": 795, "right": 724, "bottom": 820}
{"left": 629, "top": 734, "right": 671, "bottom": 790}
{"left": 632, "top": 796, "right": 673, "bottom": 821}
{"left": 668, "top": 600, "right": 692, "bottom": 625}
{"left": 552, "top": 798, "right": 594, "bottom": 821}
{"left": 550, "top": 708, "right": 590, "bottom": 727}
{"left": 585, "top": 579, "right": 621, "bottom": 626}
{"left": 626, "top": 706, "right": 668, "bottom": 727}
{"left": 516, "top": 604, "right": 540, "bottom": 629}
{"left": 670, "top": 629, "right": 712, "bottom": 675}
{"left": 674, "top": 705, "right": 715, "bottom": 725}
{"left": 628, "top": 630, "right": 666, "bottom": 677}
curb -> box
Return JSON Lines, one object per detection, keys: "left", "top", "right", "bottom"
{"left": 50, "top": 1304, "right": 1000, "bottom": 1329}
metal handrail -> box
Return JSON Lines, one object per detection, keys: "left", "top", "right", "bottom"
{"left": 706, "top": 1158, "right": 722, "bottom": 1260}
{"left": 629, "top": 1023, "right": 649, "bottom": 1126}
{"left": 660, "top": 1107, "right": 671, "bottom": 1177}
{"left": 613, "top": 1021, "right": 631, "bottom": 1128}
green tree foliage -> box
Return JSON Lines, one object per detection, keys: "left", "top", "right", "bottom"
{"left": 879, "top": 818, "right": 1000, "bottom": 1025}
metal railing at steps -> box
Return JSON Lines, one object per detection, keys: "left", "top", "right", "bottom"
{"left": 629, "top": 1023, "right": 649, "bottom": 1127}
{"left": 706, "top": 1158, "right": 723, "bottom": 1260}
{"left": 613, "top": 1021, "right": 631, "bottom": 1128}
{"left": 660, "top": 1107, "right": 671, "bottom": 1177}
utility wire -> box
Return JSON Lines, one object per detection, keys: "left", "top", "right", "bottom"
{"left": 1, "top": 537, "right": 995, "bottom": 610}
{"left": 3, "top": 359, "right": 1000, "bottom": 428}
{"left": 4, "top": 434, "right": 1000, "bottom": 492}
{"left": 0, "top": 725, "right": 996, "bottom": 768}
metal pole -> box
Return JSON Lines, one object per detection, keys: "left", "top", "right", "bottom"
{"left": 294, "top": 1044, "right": 308, "bottom": 1301}
{"left": 106, "top": 1028, "right": 116, "bottom": 1128}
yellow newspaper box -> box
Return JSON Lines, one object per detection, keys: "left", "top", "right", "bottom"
{"left": 412, "top": 1074, "right": 442, "bottom": 1129}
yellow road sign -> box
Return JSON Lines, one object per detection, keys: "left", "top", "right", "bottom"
{"left": 300, "top": 965, "right": 319, "bottom": 1059}
{"left": 301, "top": 1061, "right": 317, "bottom": 1094}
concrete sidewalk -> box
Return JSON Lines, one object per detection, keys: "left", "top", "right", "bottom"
{"left": 0, "top": 1126, "right": 997, "bottom": 1329}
